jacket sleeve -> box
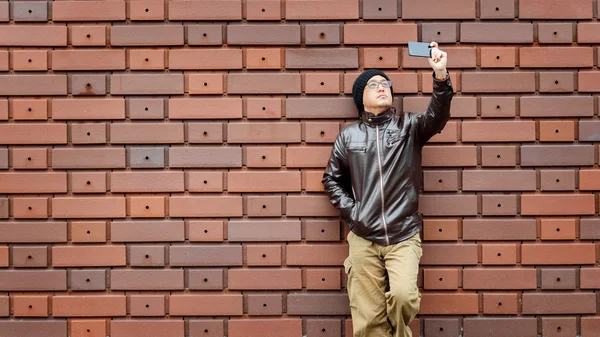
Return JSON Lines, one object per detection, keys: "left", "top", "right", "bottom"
{"left": 322, "top": 131, "right": 355, "bottom": 221}
{"left": 413, "top": 71, "right": 454, "bottom": 146}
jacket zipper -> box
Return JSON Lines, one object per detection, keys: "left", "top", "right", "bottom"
{"left": 375, "top": 125, "right": 390, "bottom": 245}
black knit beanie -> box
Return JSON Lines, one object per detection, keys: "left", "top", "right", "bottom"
{"left": 352, "top": 69, "right": 393, "bottom": 115}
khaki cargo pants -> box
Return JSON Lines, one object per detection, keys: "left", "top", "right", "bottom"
{"left": 344, "top": 231, "right": 422, "bottom": 337}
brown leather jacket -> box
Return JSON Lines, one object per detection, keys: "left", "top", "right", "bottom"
{"left": 322, "top": 73, "right": 453, "bottom": 246}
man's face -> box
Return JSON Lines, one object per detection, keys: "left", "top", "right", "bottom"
{"left": 362, "top": 75, "right": 392, "bottom": 113}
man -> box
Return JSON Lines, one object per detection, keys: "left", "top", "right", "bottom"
{"left": 322, "top": 42, "right": 452, "bottom": 337}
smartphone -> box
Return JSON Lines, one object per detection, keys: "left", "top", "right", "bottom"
{"left": 407, "top": 41, "right": 432, "bottom": 58}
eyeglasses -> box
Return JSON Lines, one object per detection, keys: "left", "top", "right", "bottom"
{"left": 366, "top": 80, "right": 392, "bottom": 90}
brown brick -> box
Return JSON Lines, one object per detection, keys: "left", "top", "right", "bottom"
{"left": 419, "top": 195, "right": 478, "bottom": 216}
{"left": 53, "top": 295, "right": 126, "bottom": 317}
{"left": 462, "top": 121, "right": 535, "bottom": 142}
{"left": 70, "top": 123, "right": 107, "bottom": 144}
{"left": 52, "top": 98, "right": 125, "bottom": 120}
{"left": 483, "top": 194, "right": 517, "bottom": 216}
{"left": 186, "top": 73, "right": 224, "bottom": 95}
{"left": 169, "top": 147, "right": 242, "bottom": 168}
{"left": 519, "top": 0, "right": 592, "bottom": 18}
{"left": 539, "top": 120, "right": 575, "bottom": 142}
{"left": 0, "top": 221, "right": 66, "bottom": 243}
{"left": 168, "top": 98, "right": 242, "bottom": 119}
{"left": 70, "top": 319, "right": 107, "bottom": 337}
{"left": 580, "top": 267, "right": 600, "bottom": 288}
{"left": 129, "top": 245, "right": 166, "bottom": 267}
{"left": 422, "top": 219, "right": 459, "bottom": 241}
{"left": 463, "top": 268, "right": 537, "bottom": 289}
{"left": 522, "top": 292, "right": 596, "bottom": 314}
{"left": 228, "top": 319, "right": 302, "bottom": 337}
{"left": 286, "top": 0, "right": 358, "bottom": 19}
{"left": 304, "top": 24, "right": 341, "bottom": 45}
{"left": 540, "top": 268, "right": 577, "bottom": 289}
{"left": 52, "top": 50, "right": 124, "bottom": 71}
{"left": 0, "top": 25, "right": 66, "bottom": 46}
{"left": 304, "top": 73, "right": 341, "bottom": 94}
{"left": 540, "top": 169, "right": 576, "bottom": 191}
{"left": 421, "top": 244, "right": 478, "bottom": 265}
{"left": 304, "top": 219, "right": 341, "bottom": 242}
{"left": 306, "top": 319, "right": 342, "bottom": 337}
{"left": 286, "top": 48, "right": 357, "bottom": 69}
{"left": 484, "top": 293, "right": 518, "bottom": 314}
{"left": 0, "top": 270, "right": 66, "bottom": 291}
{"left": 539, "top": 71, "right": 575, "bottom": 93}
{"left": 461, "top": 71, "right": 535, "bottom": 93}
{"left": 287, "top": 244, "right": 347, "bottom": 266}
{"left": 285, "top": 97, "right": 355, "bottom": 119}
{"left": 52, "top": 197, "right": 126, "bottom": 218}
{"left": 110, "top": 74, "right": 184, "bottom": 95}
{"left": 110, "top": 171, "right": 184, "bottom": 192}
{"left": 538, "top": 23, "right": 574, "bottom": 43}
{"left": 463, "top": 218, "right": 536, "bottom": 241}
{"left": 463, "top": 318, "right": 537, "bottom": 337}
{"left": 129, "top": 295, "right": 165, "bottom": 316}
{"left": 522, "top": 243, "right": 595, "bottom": 265}
{"left": 229, "top": 269, "right": 301, "bottom": 290}
{"left": 248, "top": 294, "right": 283, "bottom": 315}
{"left": 0, "top": 172, "right": 66, "bottom": 193}
{"left": 424, "top": 318, "right": 461, "bottom": 337}
{"left": 127, "top": 49, "right": 165, "bottom": 70}
{"left": 245, "top": 48, "right": 282, "bottom": 69}
{"left": 0, "top": 247, "right": 7, "bottom": 268}
{"left": 228, "top": 171, "right": 301, "bottom": 192}
{"left": 11, "top": 50, "right": 48, "bottom": 71}
{"left": 460, "top": 23, "right": 533, "bottom": 43}
{"left": 522, "top": 96, "right": 593, "bottom": 117}
{"left": 227, "top": 24, "right": 300, "bottom": 45}
{"left": 186, "top": 171, "right": 224, "bottom": 192}
{"left": 0, "top": 123, "right": 66, "bottom": 144}
{"left": 303, "top": 122, "right": 340, "bottom": 143}
{"left": 69, "top": 269, "right": 106, "bottom": 291}
{"left": 187, "top": 123, "right": 224, "bottom": 144}
{"left": 168, "top": 0, "right": 241, "bottom": 20}
{"left": 580, "top": 121, "right": 600, "bottom": 141}
{"left": 187, "top": 25, "right": 223, "bottom": 45}
{"left": 227, "top": 122, "right": 301, "bottom": 143}
{"left": 187, "top": 269, "right": 224, "bottom": 290}
{"left": 522, "top": 193, "right": 595, "bottom": 216}
{"left": 110, "top": 25, "right": 183, "bottom": 46}
{"left": 420, "top": 293, "right": 478, "bottom": 315}
{"left": 169, "top": 245, "right": 242, "bottom": 266}
{"left": 12, "top": 148, "right": 48, "bottom": 170}
{"left": 580, "top": 218, "right": 600, "bottom": 240}
{"left": 420, "top": 23, "right": 458, "bottom": 44}
{"left": 520, "top": 145, "right": 594, "bottom": 166}
{"left": 110, "top": 220, "right": 184, "bottom": 242}
{"left": 110, "top": 123, "right": 184, "bottom": 144}
{"left": 285, "top": 195, "right": 338, "bottom": 217}
{"left": 582, "top": 317, "right": 600, "bottom": 337}
{"left": 302, "top": 170, "right": 326, "bottom": 192}
{"left": 0, "top": 320, "right": 66, "bottom": 337}
{"left": 423, "top": 170, "right": 459, "bottom": 192}
{"left": 245, "top": 0, "right": 282, "bottom": 20}
{"left": 580, "top": 169, "right": 600, "bottom": 190}
{"left": 287, "top": 293, "right": 350, "bottom": 315}
{"left": 480, "top": 47, "right": 516, "bottom": 68}
{"left": 111, "top": 269, "right": 183, "bottom": 290}
{"left": 520, "top": 47, "right": 593, "bottom": 68}
{"left": 227, "top": 73, "right": 301, "bottom": 94}
{"left": 403, "top": 0, "right": 474, "bottom": 18}
{"left": 52, "top": 148, "right": 125, "bottom": 168}
{"left": 344, "top": 23, "right": 417, "bottom": 44}
{"left": 423, "top": 268, "right": 461, "bottom": 290}
{"left": 245, "top": 196, "right": 281, "bottom": 217}
{"left": 542, "top": 317, "right": 577, "bottom": 337}
{"left": 482, "top": 243, "right": 518, "bottom": 265}
{"left": 111, "top": 320, "right": 184, "bottom": 337}
{"left": 128, "top": 0, "right": 165, "bottom": 20}
{"left": 69, "top": 221, "right": 105, "bottom": 244}
{"left": 578, "top": 23, "right": 600, "bottom": 43}
{"left": 12, "top": 295, "right": 48, "bottom": 317}
{"left": 188, "top": 320, "right": 225, "bottom": 337}
{"left": 52, "top": 245, "right": 126, "bottom": 267}
{"left": 169, "top": 294, "right": 243, "bottom": 316}
{"left": 422, "top": 145, "right": 477, "bottom": 167}
{"left": 245, "top": 97, "right": 282, "bottom": 119}
{"left": 462, "top": 170, "right": 536, "bottom": 191}
{"left": 286, "top": 146, "right": 331, "bottom": 168}
{"left": 52, "top": 1, "right": 125, "bottom": 21}
{"left": 169, "top": 196, "right": 242, "bottom": 217}
{"left": 12, "top": 197, "right": 48, "bottom": 219}
{"left": 246, "top": 244, "right": 281, "bottom": 266}
{"left": 304, "top": 268, "right": 341, "bottom": 290}
{"left": 69, "top": 25, "right": 107, "bottom": 46}
{"left": 228, "top": 220, "right": 301, "bottom": 242}
{"left": 12, "top": 245, "right": 48, "bottom": 268}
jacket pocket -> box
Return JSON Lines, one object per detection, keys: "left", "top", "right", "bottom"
{"left": 347, "top": 142, "right": 367, "bottom": 153}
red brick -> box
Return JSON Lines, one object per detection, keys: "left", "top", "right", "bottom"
{"left": 422, "top": 145, "right": 477, "bottom": 167}
{"left": 52, "top": 245, "right": 125, "bottom": 267}
{"left": 168, "top": 98, "right": 242, "bottom": 119}
{"left": 246, "top": 196, "right": 282, "bottom": 217}
{"left": 248, "top": 294, "right": 284, "bottom": 315}
{"left": 460, "top": 23, "right": 533, "bottom": 43}
{"left": 420, "top": 244, "right": 478, "bottom": 265}
{"left": 304, "top": 268, "right": 341, "bottom": 290}
{"left": 420, "top": 293, "right": 478, "bottom": 315}
{"left": 52, "top": 197, "right": 126, "bottom": 218}
{"left": 580, "top": 267, "right": 600, "bottom": 288}
{"left": 286, "top": 97, "right": 356, "bottom": 119}
{"left": 228, "top": 220, "right": 301, "bottom": 242}
{"left": 111, "top": 320, "right": 184, "bottom": 337}
{"left": 539, "top": 120, "right": 575, "bottom": 142}
{"left": 580, "top": 120, "right": 600, "bottom": 141}
{"left": 286, "top": 48, "right": 357, "bottom": 69}
{"left": 187, "top": 220, "right": 225, "bottom": 242}
{"left": 540, "top": 218, "right": 576, "bottom": 240}
{"left": 111, "top": 269, "right": 183, "bottom": 290}
{"left": 302, "top": 170, "right": 326, "bottom": 192}
{"left": 52, "top": 98, "right": 125, "bottom": 120}
{"left": 129, "top": 295, "right": 166, "bottom": 316}
{"left": 52, "top": 1, "right": 125, "bottom": 21}
{"left": 0, "top": 221, "right": 67, "bottom": 243}
{"left": 0, "top": 26, "right": 67, "bottom": 46}
{"left": 360, "top": 47, "right": 399, "bottom": 69}
{"left": 186, "top": 171, "right": 224, "bottom": 192}
{"left": 578, "top": 23, "right": 600, "bottom": 43}
{"left": 461, "top": 71, "right": 535, "bottom": 93}
{"left": 0, "top": 172, "right": 66, "bottom": 193}
{"left": 52, "top": 50, "right": 125, "bottom": 70}
{"left": 402, "top": 0, "right": 475, "bottom": 19}
{"left": 0, "top": 100, "right": 7, "bottom": 120}
{"left": 540, "top": 169, "right": 576, "bottom": 191}
{"left": 168, "top": 0, "right": 242, "bottom": 20}
{"left": 420, "top": 195, "right": 478, "bottom": 216}
{"left": 304, "top": 24, "right": 341, "bottom": 45}
{"left": 522, "top": 193, "right": 595, "bottom": 216}
{"left": 520, "top": 47, "right": 593, "bottom": 68}
{"left": 0, "top": 124, "right": 66, "bottom": 144}
{"left": 286, "top": 0, "right": 358, "bottom": 19}
{"left": 110, "top": 74, "right": 183, "bottom": 95}
{"left": 169, "top": 196, "right": 243, "bottom": 217}
{"left": 522, "top": 243, "right": 595, "bottom": 265}
{"left": 419, "top": 23, "right": 459, "bottom": 44}
{"left": 482, "top": 293, "right": 518, "bottom": 315}
{"left": 0, "top": 246, "right": 7, "bottom": 267}
{"left": 480, "top": 47, "right": 516, "bottom": 68}
{"left": 422, "top": 218, "right": 459, "bottom": 241}
{"left": 463, "top": 170, "right": 536, "bottom": 191}
{"left": 110, "top": 171, "right": 183, "bottom": 192}
{"left": 538, "top": 23, "right": 573, "bottom": 44}
{"left": 11, "top": 50, "right": 48, "bottom": 71}
{"left": 286, "top": 244, "right": 347, "bottom": 266}
{"left": 12, "top": 295, "right": 48, "bottom": 317}
{"left": 423, "top": 268, "right": 461, "bottom": 290}
{"left": 128, "top": 0, "right": 165, "bottom": 20}
{"left": 423, "top": 170, "right": 459, "bottom": 192}
{"left": 522, "top": 292, "right": 596, "bottom": 314}
{"left": 52, "top": 295, "right": 126, "bottom": 317}
{"left": 463, "top": 218, "right": 537, "bottom": 240}
{"left": 227, "top": 171, "right": 300, "bottom": 192}
{"left": 187, "top": 123, "right": 224, "bottom": 144}
{"left": 69, "top": 25, "right": 107, "bottom": 46}
{"left": 344, "top": 23, "right": 417, "bottom": 44}
{"left": 185, "top": 73, "right": 223, "bottom": 95}
{"left": 12, "top": 197, "right": 48, "bottom": 219}
{"left": 482, "top": 243, "right": 518, "bottom": 265}
{"left": 245, "top": 244, "right": 282, "bottom": 266}
{"left": 245, "top": 97, "right": 282, "bottom": 119}
{"left": 127, "top": 196, "right": 165, "bottom": 218}
{"left": 483, "top": 194, "right": 517, "bottom": 216}
{"left": 228, "top": 319, "right": 302, "bottom": 337}
{"left": 520, "top": 96, "right": 593, "bottom": 117}
{"left": 228, "top": 73, "right": 301, "bottom": 94}
{"left": 519, "top": 0, "right": 592, "bottom": 19}
{"left": 287, "top": 293, "right": 350, "bottom": 315}
{"left": 582, "top": 317, "right": 600, "bottom": 337}
{"left": 70, "top": 221, "right": 106, "bottom": 243}
{"left": 464, "top": 318, "right": 537, "bottom": 337}
{"left": 12, "top": 148, "right": 48, "bottom": 170}
{"left": 285, "top": 195, "right": 338, "bottom": 217}
{"left": 480, "top": 0, "right": 515, "bottom": 19}
{"left": 229, "top": 269, "right": 301, "bottom": 290}
{"left": 127, "top": 49, "right": 165, "bottom": 70}
{"left": 463, "top": 268, "right": 537, "bottom": 289}
{"left": 403, "top": 96, "right": 476, "bottom": 117}
{"left": 110, "top": 25, "right": 183, "bottom": 46}
{"left": 169, "top": 146, "right": 242, "bottom": 168}
{"left": 70, "top": 123, "right": 107, "bottom": 144}
{"left": 187, "top": 25, "right": 224, "bottom": 45}
{"left": 462, "top": 121, "right": 535, "bottom": 142}
{"left": 110, "top": 123, "right": 184, "bottom": 144}
{"left": 0, "top": 3, "right": 6, "bottom": 22}
{"left": 542, "top": 317, "right": 577, "bottom": 337}
{"left": 245, "top": 48, "right": 282, "bottom": 69}
{"left": 577, "top": 71, "right": 600, "bottom": 92}
{"left": 245, "top": 0, "right": 282, "bottom": 20}
{"left": 169, "top": 294, "right": 243, "bottom": 316}
{"left": 227, "top": 122, "right": 300, "bottom": 143}
{"left": 285, "top": 146, "right": 331, "bottom": 168}
{"left": 227, "top": 24, "right": 300, "bottom": 45}
{"left": 538, "top": 71, "right": 575, "bottom": 93}
{"left": 580, "top": 169, "right": 600, "bottom": 190}
{"left": 304, "top": 73, "right": 341, "bottom": 94}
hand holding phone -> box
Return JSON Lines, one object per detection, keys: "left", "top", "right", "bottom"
{"left": 407, "top": 41, "right": 432, "bottom": 58}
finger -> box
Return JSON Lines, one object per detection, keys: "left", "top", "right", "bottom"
{"left": 429, "top": 41, "right": 438, "bottom": 48}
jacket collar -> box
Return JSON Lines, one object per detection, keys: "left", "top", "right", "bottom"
{"left": 360, "top": 108, "right": 394, "bottom": 126}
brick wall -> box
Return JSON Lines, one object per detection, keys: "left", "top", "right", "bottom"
{"left": 0, "top": 0, "right": 599, "bottom": 336}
